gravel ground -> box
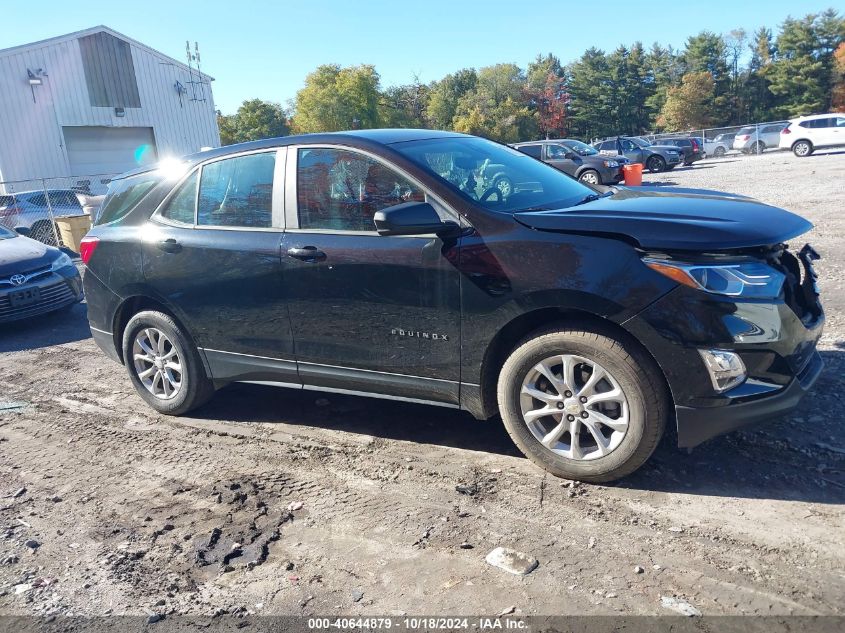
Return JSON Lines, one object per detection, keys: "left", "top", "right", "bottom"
{"left": 0, "top": 149, "right": 843, "bottom": 619}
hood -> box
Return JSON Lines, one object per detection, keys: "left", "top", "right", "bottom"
{"left": 513, "top": 187, "right": 813, "bottom": 251}
{"left": 0, "top": 234, "right": 55, "bottom": 276}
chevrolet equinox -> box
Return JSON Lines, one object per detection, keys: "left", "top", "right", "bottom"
{"left": 81, "top": 130, "right": 824, "bottom": 482}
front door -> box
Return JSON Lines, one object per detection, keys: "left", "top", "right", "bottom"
{"left": 544, "top": 143, "right": 578, "bottom": 176}
{"left": 618, "top": 139, "right": 644, "bottom": 163}
{"left": 279, "top": 146, "right": 462, "bottom": 405}
{"left": 142, "top": 149, "right": 298, "bottom": 383}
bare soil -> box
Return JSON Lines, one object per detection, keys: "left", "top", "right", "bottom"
{"left": 1, "top": 149, "right": 843, "bottom": 618}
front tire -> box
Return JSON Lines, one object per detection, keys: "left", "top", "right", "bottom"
{"left": 792, "top": 140, "right": 813, "bottom": 157}
{"left": 497, "top": 328, "right": 667, "bottom": 482}
{"left": 646, "top": 156, "right": 666, "bottom": 173}
{"left": 122, "top": 310, "right": 214, "bottom": 415}
{"left": 578, "top": 169, "right": 601, "bottom": 185}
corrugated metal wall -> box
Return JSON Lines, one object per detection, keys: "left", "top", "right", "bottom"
{"left": 0, "top": 30, "right": 220, "bottom": 190}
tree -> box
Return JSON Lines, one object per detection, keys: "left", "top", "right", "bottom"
{"left": 426, "top": 69, "right": 477, "bottom": 129}
{"left": 380, "top": 77, "right": 429, "bottom": 128}
{"left": 531, "top": 72, "right": 569, "bottom": 138}
{"left": 724, "top": 28, "right": 747, "bottom": 123}
{"left": 657, "top": 71, "right": 716, "bottom": 131}
{"left": 744, "top": 27, "right": 776, "bottom": 121}
{"left": 567, "top": 48, "right": 613, "bottom": 140}
{"left": 832, "top": 42, "right": 845, "bottom": 110}
{"left": 643, "top": 44, "right": 683, "bottom": 127}
{"left": 217, "top": 100, "right": 289, "bottom": 145}
{"left": 681, "top": 32, "right": 730, "bottom": 124}
{"left": 765, "top": 11, "right": 845, "bottom": 117}
{"left": 291, "top": 64, "right": 382, "bottom": 133}
{"left": 452, "top": 64, "right": 537, "bottom": 142}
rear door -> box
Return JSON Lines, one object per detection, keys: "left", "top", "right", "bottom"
{"left": 142, "top": 149, "right": 298, "bottom": 383}
{"left": 278, "top": 145, "right": 462, "bottom": 405}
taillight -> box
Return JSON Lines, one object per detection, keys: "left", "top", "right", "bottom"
{"left": 781, "top": 127, "right": 791, "bottom": 135}
{"left": 79, "top": 236, "right": 99, "bottom": 264}
{"left": 739, "top": 135, "right": 750, "bottom": 141}
{"left": 691, "top": 139, "right": 699, "bottom": 151}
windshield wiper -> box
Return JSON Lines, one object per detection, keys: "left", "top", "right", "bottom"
{"left": 573, "top": 193, "right": 603, "bottom": 206}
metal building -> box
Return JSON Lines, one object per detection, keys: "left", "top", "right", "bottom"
{"left": 0, "top": 25, "right": 220, "bottom": 193}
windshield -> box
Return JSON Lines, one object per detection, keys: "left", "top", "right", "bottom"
{"left": 561, "top": 140, "right": 599, "bottom": 156}
{"left": 392, "top": 137, "right": 593, "bottom": 212}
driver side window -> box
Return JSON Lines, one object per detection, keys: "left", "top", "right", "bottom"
{"left": 297, "top": 148, "right": 425, "bottom": 232}
{"left": 547, "top": 144, "right": 568, "bottom": 159}
{"left": 619, "top": 140, "right": 636, "bottom": 152}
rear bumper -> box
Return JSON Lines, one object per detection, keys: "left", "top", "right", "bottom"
{"left": 675, "top": 350, "right": 823, "bottom": 447}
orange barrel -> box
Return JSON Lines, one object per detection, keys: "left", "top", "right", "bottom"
{"left": 623, "top": 163, "right": 643, "bottom": 186}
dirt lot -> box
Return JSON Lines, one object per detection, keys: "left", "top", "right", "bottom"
{"left": 1, "top": 150, "right": 844, "bottom": 619}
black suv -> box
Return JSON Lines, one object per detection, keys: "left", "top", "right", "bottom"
{"left": 594, "top": 136, "right": 682, "bottom": 173}
{"left": 654, "top": 137, "right": 705, "bottom": 165}
{"left": 82, "top": 130, "right": 824, "bottom": 482}
{"left": 511, "top": 139, "right": 626, "bottom": 185}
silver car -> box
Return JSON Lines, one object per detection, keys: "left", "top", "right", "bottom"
{"left": 0, "top": 189, "right": 85, "bottom": 244}
{"left": 732, "top": 124, "right": 788, "bottom": 153}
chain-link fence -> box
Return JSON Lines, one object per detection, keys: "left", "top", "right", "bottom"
{"left": 645, "top": 119, "right": 791, "bottom": 158}
{"left": 0, "top": 174, "right": 117, "bottom": 250}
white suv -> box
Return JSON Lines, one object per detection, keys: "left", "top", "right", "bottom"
{"left": 779, "top": 113, "right": 845, "bottom": 157}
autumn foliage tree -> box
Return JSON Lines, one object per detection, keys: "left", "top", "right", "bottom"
{"left": 832, "top": 42, "right": 845, "bottom": 111}
{"left": 657, "top": 71, "right": 717, "bottom": 131}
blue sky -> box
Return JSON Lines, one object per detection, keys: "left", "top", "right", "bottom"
{"left": 2, "top": 0, "right": 835, "bottom": 113}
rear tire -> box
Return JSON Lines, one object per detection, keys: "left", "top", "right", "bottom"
{"left": 752, "top": 141, "right": 766, "bottom": 154}
{"left": 497, "top": 327, "right": 668, "bottom": 482}
{"left": 792, "top": 140, "right": 813, "bottom": 157}
{"left": 646, "top": 156, "right": 666, "bottom": 173}
{"left": 713, "top": 146, "right": 726, "bottom": 158}
{"left": 122, "top": 310, "right": 214, "bottom": 415}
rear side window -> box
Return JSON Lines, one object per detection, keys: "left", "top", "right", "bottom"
{"left": 198, "top": 152, "right": 275, "bottom": 228}
{"left": 518, "top": 145, "right": 542, "bottom": 158}
{"left": 159, "top": 171, "right": 198, "bottom": 225}
{"left": 837, "top": 117, "right": 845, "bottom": 128}
{"left": 96, "top": 176, "right": 158, "bottom": 225}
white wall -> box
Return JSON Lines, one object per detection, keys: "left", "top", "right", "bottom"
{"left": 0, "top": 31, "right": 220, "bottom": 189}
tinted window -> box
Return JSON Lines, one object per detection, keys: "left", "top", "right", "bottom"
{"left": 96, "top": 176, "right": 158, "bottom": 225}
{"left": 619, "top": 139, "right": 637, "bottom": 152}
{"left": 562, "top": 140, "right": 598, "bottom": 156}
{"left": 198, "top": 152, "right": 275, "bottom": 228}
{"left": 597, "top": 141, "right": 615, "bottom": 151}
{"left": 517, "top": 145, "right": 542, "bottom": 158}
{"left": 837, "top": 117, "right": 845, "bottom": 128}
{"left": 762, "top": 124, "right": 786, "bottom": 132}
{"left": 46, "top": 191, "right": 82, "bottom": 208}
{"left": 393, "top": 136, "right": 594, "bottom": 213}
{"left": 737, "top": 127, "right": 755, "bottom": 135}
{"left": 159, "top": 171, "right": 198, "bottom": 224}
{"left": 546, "top": 144, "right": 570, "bottom": 159}
{"left": 298, "top": 148, "right": 425, "bottom": 232}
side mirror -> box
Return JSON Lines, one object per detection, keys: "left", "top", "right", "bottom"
{"left": 15, "top": 226, "right": 30, "bottom": 236}
{"left": 373, "top": 202, "right": 459, "bottom": 237}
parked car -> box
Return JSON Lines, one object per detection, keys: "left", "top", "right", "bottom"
{"left": 778, "top": 113, "right": 845, "bottom": 157}
{"left": 0, "top": 189, "right": 86, "bottom": 245}
{"left": 0, "top": 224, "right": 83, "bottom": 323}
{"left": 732, "top": 123, "right": 788, "bottom": 153}
{"left": 81, "top": 129, "right": 824, "bottom": 482}
{"left": 704, "top": 133, "right": 735, "bottom": 158}
{"left": 512, "top": 139, "right": 626, "bottom": 185}
{"left": 593, "top": 136, "right": 682, "bottom": 173}
{"left": 653, "top": 137, "right": 705, "bottom": 165}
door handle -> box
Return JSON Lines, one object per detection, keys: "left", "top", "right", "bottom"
{"left": 287, "top": 246, "right": 326, "bottom": 262}
{"left": 157, "top": 238, "right": 182, "bottom": 253}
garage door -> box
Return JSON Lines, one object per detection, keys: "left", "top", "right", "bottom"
{"left": 63, "top": 126, "right": 158, "bottom": 177}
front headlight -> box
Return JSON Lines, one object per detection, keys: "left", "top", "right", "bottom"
{"left": 644, "top": 258, "right": 785, "bottom": 299}
{"left": 603, "top": 160, "right": 619, "bottom": 168}
{"left": 50, "top": 251, "right": 73, "bottom": 271}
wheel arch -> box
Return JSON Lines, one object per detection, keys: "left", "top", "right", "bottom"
{"left": 111, "top": 294, "right": 201, "bottom": 368}
{"left": 475, "top": 307, "right": 672, "bottom": 421}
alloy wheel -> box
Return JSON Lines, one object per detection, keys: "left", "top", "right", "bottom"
{"left": 519, "top": 354, "right": 629, "bottom": 461}
{"left": 579, "top": 171, "right": 599, "bottom": 185}
{"left": 496, "top": 177, "right": 513, "bottom": 198}
{"left": 132, "top": 328, "right": 183, "bottom": 400}
{"left": 794, "top": 142, "right": 811, "bottom": 157}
